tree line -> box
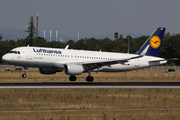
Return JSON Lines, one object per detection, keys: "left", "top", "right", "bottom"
{"left": 0, "top": 33, "right": 180, "bottom": 65}
{"left": 0, "top": 16, "right": 179, "bottom": 65}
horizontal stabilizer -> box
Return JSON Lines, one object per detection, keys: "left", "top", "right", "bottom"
{"left": 148, "top": 58, "right": 178, "bottom": 63}
{"left": 166, "top": 58, "right": 179, "bottom": 61}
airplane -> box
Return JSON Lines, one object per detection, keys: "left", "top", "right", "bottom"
{"left": 1, "top": 27, "right": 172, "bottom": 82}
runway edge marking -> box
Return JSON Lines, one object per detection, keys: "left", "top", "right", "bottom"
{"left": 0, "top": 86, "right": 180, "bottom": 89}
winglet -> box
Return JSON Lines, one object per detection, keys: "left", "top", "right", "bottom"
{"left": 65, "top": 45, "right": 69, "bottom": 49}
{"left": 140, "top": 45, "right": 150, "bottom": 56}
{"left": 130, "top": 45, "right": 150, "bottom": 60}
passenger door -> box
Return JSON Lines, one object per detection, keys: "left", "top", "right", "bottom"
{"left": 27, "top": 48, "right": 32, "bottom": 60}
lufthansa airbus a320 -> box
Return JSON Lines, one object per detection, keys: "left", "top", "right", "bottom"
{"left": 2, "top": 27, "right": 172, "bottom": 82}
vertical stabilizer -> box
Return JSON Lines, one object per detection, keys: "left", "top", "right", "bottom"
{"left": 135, "top": 27, "right": 166, "bottom": 57}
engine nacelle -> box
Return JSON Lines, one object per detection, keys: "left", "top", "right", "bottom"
{"left": 39, "top": 68, "right": 57, "bottom": 74}
{"left": 64, "top": 64, "right": 83, "bottom": 75}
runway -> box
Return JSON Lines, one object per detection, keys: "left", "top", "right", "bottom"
{"left": 0, "top": 82, "right": 180, "bottom": 89}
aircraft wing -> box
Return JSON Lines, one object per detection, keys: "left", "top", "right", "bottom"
{"left": 72, "top": 55, "right": 143, "bottom": 70}
{"left": 74, "top": 45, "right": 150, "bottom": 69}
{"left": 55, "top": 45, "right": 148, "bottom": 70}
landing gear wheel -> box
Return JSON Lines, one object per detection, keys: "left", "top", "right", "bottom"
{"left": 22, "top": 67, "right": 28, "bottom": 78}
{"left": 86, "top": 76, "right": 94, "bottom": 82}
{"left": 69, "top": 75, "right": 76, "bottom": 81}
{"left": 22, "top": 74, "right": 27, "bottom": 78}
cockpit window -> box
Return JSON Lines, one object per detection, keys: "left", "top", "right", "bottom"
{"left": 9, "top": 51, "right": 21, "bottom": 54}
{"left": 9, "top": 51, "right": 14, "bottom": 53}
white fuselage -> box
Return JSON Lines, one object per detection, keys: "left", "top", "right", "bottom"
{"left": 2, "top": 46, "right": 167, "bottom": 72}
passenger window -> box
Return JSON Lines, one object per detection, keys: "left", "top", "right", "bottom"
{"left": 14, "top": 51, "right": 17, "bottom": 54}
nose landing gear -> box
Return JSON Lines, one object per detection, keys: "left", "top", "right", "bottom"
{"left": 22, "top": 67, "right": 28, "bottom": 78}
{"left": 22, "top": 74, "right": 27, "bottom": 78}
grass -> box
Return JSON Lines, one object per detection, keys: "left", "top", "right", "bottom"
{"left": 1, "top": 110, "right": 179, "bottom": 120}
{"left": 0, "top": 70, "right": 180, "bottom": 119}
{"left": 0, "top": 89, "right": 180, "bottom": 119}
{"left": 0, "top": 69, "right": 179, "bottom": 82}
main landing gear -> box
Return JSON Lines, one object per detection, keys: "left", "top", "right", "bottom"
{"left": 22, "top": 67, "right": 28, "bottom": 78}
{"left": 69, "top": 70, "right": 94, "bottom": 82}
{"left": 69, "top": 75, "right": 76, "bottom": 81}
{"left": 86, "top": 75, "right": 94, "bottom": 82}
{"left": 86, "top": 70, "right": 94, "bottom": 82}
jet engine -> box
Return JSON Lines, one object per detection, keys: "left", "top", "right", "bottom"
{"left": 64, "top": 64, "right": 84, "bottom": 75}
{"left": 39, "top": 68, "right": 57, "bottom": 74}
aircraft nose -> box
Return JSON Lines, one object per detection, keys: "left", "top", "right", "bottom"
{"left": 2, "top": 54, "right": 8, "bottom": 62}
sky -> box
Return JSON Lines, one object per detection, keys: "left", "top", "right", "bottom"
{"left": 0, "top": 0, "right": 180, "bottom": 40}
